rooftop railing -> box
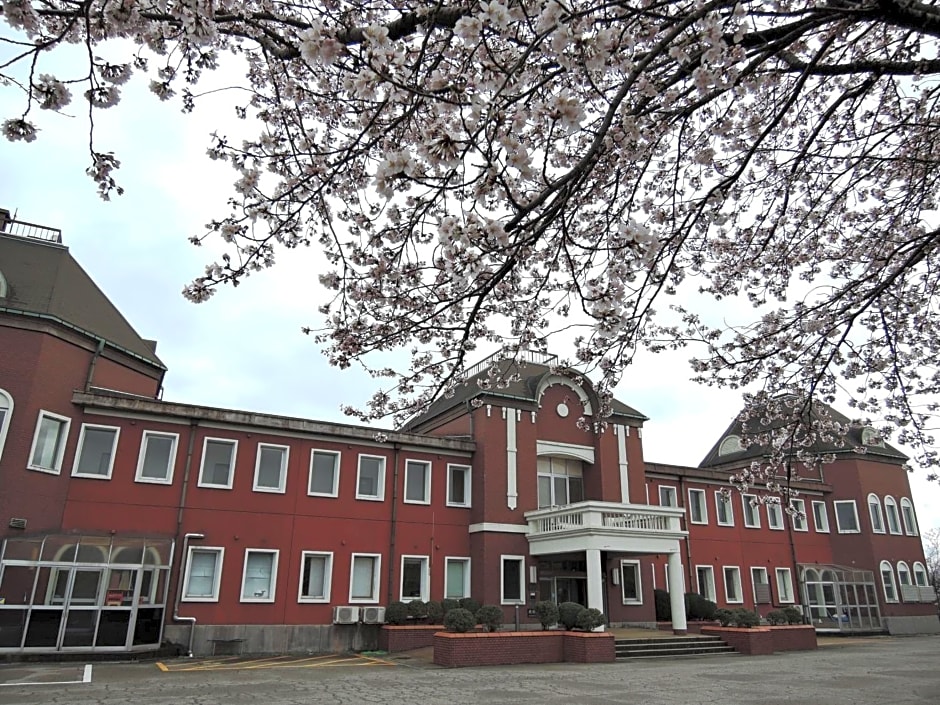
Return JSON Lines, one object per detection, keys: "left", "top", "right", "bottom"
{"left": 462, "top": 349, "right": 559, "bottom": 380}
{"left": 0, "top": 210, "right": 62, "bottom": 244}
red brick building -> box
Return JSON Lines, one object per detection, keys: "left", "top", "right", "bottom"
{"left": 0, "top": 212, "right": 936, "bottom": 656}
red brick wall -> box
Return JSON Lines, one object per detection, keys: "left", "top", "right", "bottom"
{"left": 379, "top": 625, "right": 444, "bottom": 652}
{"left": 768, "top": 625, "right": 817, "bottom": 652}
{"left": 702, "top": 626, "right": 775, "bottom": 655}
{"left": 562, "top": 632, "right": 616, "bottom": 662}
{"left": 432, "top": 631, "right": 615, "bottom": 667}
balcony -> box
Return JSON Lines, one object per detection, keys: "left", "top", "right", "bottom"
{"left": 524, "top": 501, "right": 687, "bottom": 556}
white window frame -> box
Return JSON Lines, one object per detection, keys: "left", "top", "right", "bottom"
{"left": 0, "top": 388, "right": 13, "bottom": 465}
{"left": 349, "top": 553, "right": 382, "bottom": 603}
{"left": 399, "top": 554, "right": 430, "bottom": 601}
{"left": 880, "top": 560, "right": 898, "bottom": 603}
{"left": 790, "top": 498, "right": 808, "bottom": 532}
{"left": 240, "top": 549, "right": 278, "bottom": 603}
{"left": 723, "top": 566, "right": 743, "bottom": 604}
{"left": 913, "top": 562, "right": 929, "bottom": 587}
{"left": 253, "top": 443, "right": 289, "bottom": 493}
{"left": 775, "top": 567, "right": 795, "bottom": 604}
{"left": 27, "top": 409, "right": 71, "bottom": 474}
{"left": 298, "top": 551, "right": 333, "bottom": 603}
{"left": 444, "top": 557, "right": 471, "bottom": 600}
{"left": 688, "top": 488, "right": 708, "bottom": 524}
{"left": 620, "top": 560, "right": 642, "bottom": 604}
{"left": 868, "top": 493, "right": 885, "bottom": 534}
{"left": 695, "top": 565, "right": 716, "bottom": 602}
{"left": 446, "top": 463, "right": 472, "bottom": 507}
{"left": 883, "top": 496, "right": 902, "bottom": 535}
{"left": 403, "top": 459, "right": 431, "bottom": 505}
{"left": 751, "top": 566, "right": 770, "bottom": 604}
{"left": 308, "top": 449, "right": 341, "bottom": 497}
{"left": 658, "top": 485, "right": 677, "bottom": 507}
{"left": 198, "top": 437, "right": 238, "bottom": 489}
{"left": 71, "top": 423, "right": 120, "bottom": 479}
{"left": 500, "top": 555, "right": 526, "bottom": 605}
{"left": 896, "top": 561, "right": 911, "bottom": 587}
{"left": 900, "top": 498, "right": 918, "bottom": 536}
{"left": 182, "top": 546, "right": 224, "bottom": 602}
{"left": 767, "top": 501, "right": 784, "bottom": 530}
{"left": 742, "top": 494, "right": 761, "bottom": 528}
{"left": 134, "top": 430, "right": 179, "bottom": 484}
{"left": 715, "top": 491, "right": 734, "bottom": 527}
{"left": 835, "top": 500, "right": 861, "bottom": 533}
{"left": 356, "top": 454, "right": 386, "bottom": 501}
{"left": 811, "top": 500, "right": 830, "bottom": 533}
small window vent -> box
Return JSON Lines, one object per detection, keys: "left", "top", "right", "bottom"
{"left": 9, "top": 517, "right": 27, "bottom": 530}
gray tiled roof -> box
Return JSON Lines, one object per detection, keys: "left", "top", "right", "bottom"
{"left": 0, "top": 232, "right": 165, "bottom": 368}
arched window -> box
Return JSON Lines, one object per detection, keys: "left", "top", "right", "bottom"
{"left": 0, "top": 389, "right": 12, "bottom": 464}
{"left": 896, "top": 561, "right": 911, "bottom": 586}
{"left": 718, "top": 435, "right": 744, "bottom": 456}
{"left": 880, "top": 560, "right": 898, "bottom": 603}
{"left": 883, "top": 496, "right": 901, "bottom": 534}
{"left": 868, "top": 494, "right": 885, "bottom": 534}
{"left": 913, "top": 562, "right": 929, "bottom": 587}
{"left": 0, "top": 268, "right": 7, "bottom": 298}
{"left": 900, "top": 498, "right": 918, "bottom": 536}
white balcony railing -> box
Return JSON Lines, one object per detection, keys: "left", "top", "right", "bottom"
{"left": 525, "top": 501, "right": 685, "bottom": 538}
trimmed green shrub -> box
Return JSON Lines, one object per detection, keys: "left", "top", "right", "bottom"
{"left": 766, "top": 609, "right": 787, "bottom": 626}
{"left": 731, "top": 609, "right": 760, "bottom": 628}
{"left": 476, "top": 604, "right": 503, "bottom": 632}
{"left": 443, "top": 608, "right": 476, "bottom": 633}
{"left": 685, "top": 592, "right": 718, "bottom": 621}
{"left": 654, "top": 589, "right": 672, "bottom": 621}
{"left": 783, "top": 606, "right": 803, "bottom": 625}
{"left": 406, "top": 599, "right": 428, "bottom": 620}
{"left": 575, "top": 607, "right": 605, "bottom": 631}
{"left": 386, "top": 601, "right": 409, "bottom": 626}
{"left": 458, "top": 597, "right": 481, "bottom": 617}
{"left": 534, "top": 600, "right": 559, "bottom": 629}
{"left": 441, "top": 598, "right": 460, "bottom": 617}
{"left": 558, "top": 601, "right": 584, "bottom": 630}
{"left": 426, "top": 600, "right": 444, "bottom": 624}
{"left": 714, "top": 608, "right": 734, "bottom": 627}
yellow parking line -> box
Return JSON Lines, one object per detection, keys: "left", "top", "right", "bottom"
{"left": 356, "top": 653, "right": 397, "bottom": 667}
{"left": 156, "top": 662, "right": 168, "bottom": 672}
{"left": 158, "top": 653, "right": 392, "bottom": 672}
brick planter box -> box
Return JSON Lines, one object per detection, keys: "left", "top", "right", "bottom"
{"left": 379, "top": 625, "right": 445, "bottom": 653}
{"left": 432, "top": 631, "right": 615, "bottom": 668}
{"left": 701, "top": 625, "right": 817, "bottom": 655}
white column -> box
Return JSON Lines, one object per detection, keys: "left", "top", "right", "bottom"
{"left": 586, "top": 548, "right": 605, "bottom": 627}
{"left": 667, "top": 551, "right": 687, "bottom": 634}
{"left": 505, "top": 407, "right": 517, "bottom": 510}
{"left": 616, "top": 424, "right": 630, "bottom": 503}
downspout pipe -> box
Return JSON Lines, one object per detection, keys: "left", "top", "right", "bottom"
{"left": 173, "top": 532, "right": 205, "bottom": 657}
{"left": 386, "top": 442, "right": 402, "bottom": 603}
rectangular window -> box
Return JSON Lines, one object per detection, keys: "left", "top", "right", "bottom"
{"left": 253, "top": 443, "right": 288, "bottom": 493}
{"left": 688, "top": 489, "right": 707, "bottom": 524}
{"left": 445, "top": 557, "right": 470, "bottom": 600}
{"left": 404, "top": 460, "right": 431, "bottom": 504}
{"left": 198, "top": 438, "right": 237, "bottom": 489}
{"left": 742, "top": 494, "right": 761, "bottom": 528}
{"left": 775, "top": 567, "right": 795, "bottom": 603}
{"left": 309, "top": 449, "right": 340, "bottom": 497}
{"left": 135, "top": 431, "right": 178, "bottom": 484}
{"left": 182, "top": 547, "right": 224, "bottom": 602}
{"left": 28, "top": 410, "right": 71, "bottom": 474}
{"left": 658, "top": 486, "right": 677, "bottom": 507}
{"left": 790, "top": 499, "right": 808, "bottom": 531}
{"left": 835, "top": 500, "right": 860, "bottom": 533}
{"left": 400, "top": 555, "right": 429, "bottom": 601}
{"left": 751, "top": 567, "right": 771, "bottom": 604}
{"left": 72, "top": 424, "right": 120, "bottom": 478}
{"left": 241, "top": 549, "right": 277, "bottom": 602}
{"left": 767, "top": 501, "right": 784, "bottom": 530}
{"left": 501, "top": 555, "right": 525, "bottom": 604}
{"left": 298, "top": 552, "right": 332, "bottom": 602}
{"left": 715, "top": 491, "right": 734, "bottom": 526}
{"left": 696, "top": 565, "right": 716, "bottom": 602}
{"left": 349, "top": 553, "right": 381, "bottom": 603}
{"left": 812, "top": 501, "right": 830, "bottom": 533}
{"left": 447, "top": 464, "right": 471, "bottom": 507}
{"left": 621, "top": 560, "right": 642, "bottom": 604}
{"left": 356, "top": 455, "right": 386, "bottom": 501}
{"left": 723, "top": 566, "right": 743, "bottom": 603}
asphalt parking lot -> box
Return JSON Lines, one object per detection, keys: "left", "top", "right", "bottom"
{"left": 0, "top": 635, "right": 937, "bottom": 705}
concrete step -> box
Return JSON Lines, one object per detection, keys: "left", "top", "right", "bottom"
{"left": 615, "top": 635, "right": 737, "bottom": 660}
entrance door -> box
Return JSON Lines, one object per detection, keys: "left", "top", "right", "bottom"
{"left": 537, "top": 576, "right": 587, "bottom": 604}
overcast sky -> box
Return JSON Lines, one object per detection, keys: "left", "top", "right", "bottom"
{"left": 1, "top": 53, "right": 937, "bottom": 535}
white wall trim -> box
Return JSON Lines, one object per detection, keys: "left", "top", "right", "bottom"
{"left": 506, "top": 408, "right": 518, "bottom": 510}
{"left": 616, "top": 424, "right": 629, "bottom": 503}
{"left": 468, "top": 522, "right": 529, "bottom": 534}
{"left": 535, "top": 440, "right": 595, "bottom": 463}
{"left": 535, "top": 374, "right": 593, "bottom": 415}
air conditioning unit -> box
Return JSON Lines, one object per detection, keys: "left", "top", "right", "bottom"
{"left": 361, "top": 607, "right": 386, "bottom": 624}
{"left": 333, "top": 606, "right": 360, "bottom": 624}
